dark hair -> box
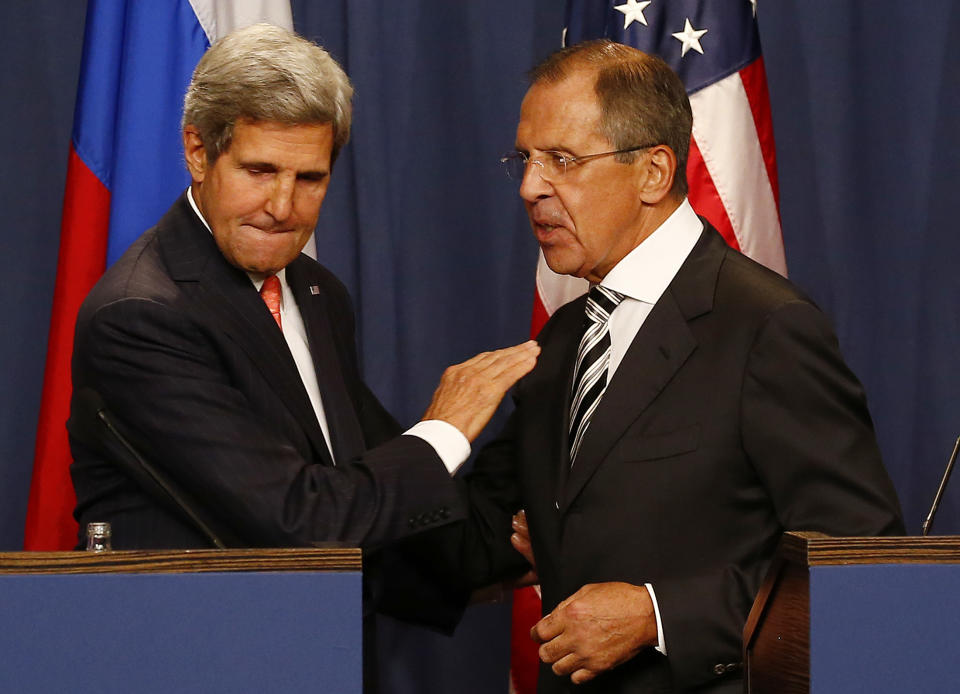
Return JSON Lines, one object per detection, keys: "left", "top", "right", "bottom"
{"left": 530, "top": 39, "right": 692, "bottom": 197}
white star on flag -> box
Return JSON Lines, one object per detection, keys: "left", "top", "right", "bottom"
{"left": 613, "top": 0, "right": 652, "bottom": 29}
{"left": 672, "top": 17, "right": 708, "bottom": 57}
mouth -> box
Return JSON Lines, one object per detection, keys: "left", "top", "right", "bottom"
{"left": 530, "top": 205, "right": 568, "bottom": 244}
{"left": 530, "top": 215, "right": 567, "bottom": 244}
{"left": 533, "top": 222, "right": 560, "bottom": 239}
{"left": 243, "top": 223, "right": 294, "bottom": 235}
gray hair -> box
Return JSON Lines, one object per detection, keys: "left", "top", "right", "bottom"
{"left": 530, "top": 40, "right": 692, "bottom": 198}
{"left": 182, "top": 23, "right": 353, "bottom": 163}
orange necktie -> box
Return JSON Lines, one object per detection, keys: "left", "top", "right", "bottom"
{"left": 260, "top": 275, "right": 282, "bottom": 331}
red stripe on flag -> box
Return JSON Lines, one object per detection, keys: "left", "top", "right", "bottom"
{"left": 24, "top": 145, "right": 110, "bottom": 550}
{"left": 510, "top": 586, "right": 542, "bottom": 694}
{"left": 738, "top": 58, "right": 780, "bottom": 211}
{"left": 530, "top": 288, "right": 550, "bottom": 338}
{"left": 511, "top": 287, "right": 550, "bottom": 694}
{"left": 685, "top": 137, "right": 741, "bottom": 252}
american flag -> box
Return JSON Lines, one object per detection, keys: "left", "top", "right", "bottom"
{"left": 514, "top": 1, "right": 783, "bottom": 691}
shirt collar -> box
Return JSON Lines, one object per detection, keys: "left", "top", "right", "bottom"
{"left": 601, "top": 198, "right": 703, "bottom": 305}
{"left": 186, "top": 185, "right": 210, "bottom": 232}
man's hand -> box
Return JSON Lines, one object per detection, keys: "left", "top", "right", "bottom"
{"left": 510, "top": 509, "right": 539, "bottom": 587}
{"left": 423, "top": 341, "right": 539, "bottom": 442}
{"left": 531, "top": 582, "right": 658, "bottom": 685}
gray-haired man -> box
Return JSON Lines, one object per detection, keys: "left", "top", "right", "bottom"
{"left": 69, "top": 23, "right": 537, "bottom": 554}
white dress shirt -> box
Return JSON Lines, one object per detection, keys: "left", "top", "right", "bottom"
{"left": 596, "top": 198, "right": 704, "bottom": 655}
{"left": 186, "top": 187, "right": 469, "bottom": 473}
{"left": 601, "top": 198, "right": 703, "bottom": 381}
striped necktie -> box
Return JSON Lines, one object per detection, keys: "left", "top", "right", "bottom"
{"left": 568, "top": 285, "right": 625, "bottom": 463}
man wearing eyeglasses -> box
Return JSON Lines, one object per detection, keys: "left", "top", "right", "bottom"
{"left": 435, "top": 40, "right": 903, "bottom": 693}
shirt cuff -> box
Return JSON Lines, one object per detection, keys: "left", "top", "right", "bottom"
{"left": 405, "top": 420, "right": 471, "bottom": 475}
{"left": 645, "top": 583, "right": 667, "bottom": 655}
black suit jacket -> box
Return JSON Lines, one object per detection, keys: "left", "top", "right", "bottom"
{"left": 69, "top": 193, "right": 464, "bottom": 552}
{"left": 445, "top": 224, "right": 903, "bottom": 693}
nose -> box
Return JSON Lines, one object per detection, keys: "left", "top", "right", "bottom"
{"left": 264, "top": 173, "right": 296, "bottom": 221}
{"left": 518, "top": 159, "right": 552, "bottom": 203}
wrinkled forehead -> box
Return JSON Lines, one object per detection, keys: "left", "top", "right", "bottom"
{"left": 517, "top": 71, "right": 607, "bottom": 152}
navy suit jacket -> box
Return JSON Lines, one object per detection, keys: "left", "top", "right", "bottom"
{"left": 443, "top": 224, "right": 904, "bottom": 693}
{"left": 69, "top": 193, "right": 464, "bottom": 551}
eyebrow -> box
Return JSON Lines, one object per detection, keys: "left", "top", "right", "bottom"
{"left": 295, "top": 170, "right": 328, "bottom": 181}
{"left": 513, "top": 143, "right": 574, "bottom": 155}
{"left": 240, "top": 161, "right": 328, "bottom": 179}
{"left": 240, "top": 161, "right": 277, "bottom": 171}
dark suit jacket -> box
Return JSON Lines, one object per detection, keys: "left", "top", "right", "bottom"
{"left": 69, "top": 193, "right": 464, "bottom": 552}
{"left": 444, "top": 224, "right": 904, "bottom": 693}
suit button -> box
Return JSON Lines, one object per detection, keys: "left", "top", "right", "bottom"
{"left": 408, "top": 518, "right": 417, "bottom": 528}
{"left": 713, "top": 664, "right": 725, "bottom": 676}
{"left": 439, "top": 507, "right": 450, "bottom": 519}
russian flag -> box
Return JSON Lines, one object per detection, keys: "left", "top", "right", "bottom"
{"left": 25, "top": 0, "right": 293, "bottom": 550}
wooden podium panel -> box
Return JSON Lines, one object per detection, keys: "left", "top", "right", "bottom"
{"left": 744, "top": 532, "right": 960, "bottom": 694}
{"left": 0, "top": 548, "right": 362, "bottom": 694}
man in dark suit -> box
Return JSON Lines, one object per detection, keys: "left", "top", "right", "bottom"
{"left": 68, "top": 24, "right": 538, "bottom": 552}
{"left": 437, "top": 40, "right": 904, "bottom": 693}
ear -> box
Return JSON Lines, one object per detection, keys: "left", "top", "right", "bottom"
{"left": 637, "top": 145, "right": 678, "bottom": 204}
{"left": 182, "top": 126, "right": 209, "bottom": 184}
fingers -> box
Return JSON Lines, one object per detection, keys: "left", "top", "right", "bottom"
{"left": 455, "top": 340, "right": 538, "bottom": 372}
{"left": 511, "top": 509, "right": 536, "bottom": 566}
{"left": 510, "top": 530, "right": 533, "bottom": 561}
{"left": 513, "top": 509, "right": 528, "bottom": 533}
{"left": 461, "top": 341, "right": 539, "bottom": 392}
{"left": 462, "top": 339, "right": 534, "bottom": 361}
{"left": 484, "top": 340, "right": 539, "bottom": 375}
{"left": 436, "top": 341, "right": 539, "bottom": 398}
{"left": 549, "top": 652, "right": 581, "bottom": 676}
{"left": 530, "top": 608, "right": 561, "bottom": 644}
{"left": 570, "top": 668, "right": 597, "bottom": 685}
{"left": 550, "top": 655, "right": 600, "bottom": 683}
{"left": 507, "top": 510, "right": 538, "bottom": 586}
{"left": 530, "top": 583, "right": 658, "bottom": 684}
{"left": 536, "top": 626, "right": 597, "bottom": 683}
{"left": 533, "top": 603, "right": 600, "bottom": 682}
{"left": 423, "top": 340, "right": 541, "bottom": 441}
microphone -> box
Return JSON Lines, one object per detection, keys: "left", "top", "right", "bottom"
{"left": 921, "top": 435, "right": 960, "bottom": 536}
{"left": 72, "top": 387, "right": 226, "bottom": 549}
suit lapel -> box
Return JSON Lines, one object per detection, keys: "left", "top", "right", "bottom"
{"left": 286, "top": 258, "right": 366, "bottom": 464}
{"left": 527, "top": 301, "right": 585, "bottom": 513}
{"left": 158, "top": 195, "right": 335, "bottom": 466}
{"left": 558, "top": 224, "right": 726, "bottom": 514}
{"left": 522, "top": 301, "right": 584, "bottom": 564}
{"left": 559, "top": 293, "right": 696, "bottom": 512}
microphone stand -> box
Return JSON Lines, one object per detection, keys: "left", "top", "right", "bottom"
{"left": 921, "top": 435, "right": 960, "bottom": 536}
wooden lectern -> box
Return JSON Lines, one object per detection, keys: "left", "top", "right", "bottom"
{"left": 743, "top": 531, "right": 960, "bottom": 693}
{"left": 0, "top": 548, "right": 362, "bottom": 694}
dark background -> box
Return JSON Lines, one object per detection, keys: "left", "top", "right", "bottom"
{"left": 2, "top": 2, "right": 958, "bottom": 691}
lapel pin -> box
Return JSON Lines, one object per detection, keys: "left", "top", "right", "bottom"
{"left": 309, "top": 285, "right": 320, "bottom": 295}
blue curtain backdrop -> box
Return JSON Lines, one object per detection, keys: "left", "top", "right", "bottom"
{"left": 1, "top": 1, "right": 959, "bottom": 691}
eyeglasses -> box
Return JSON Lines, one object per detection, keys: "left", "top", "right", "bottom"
{"left": 499, "top": 144, "right": 658, "bottom": 182}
